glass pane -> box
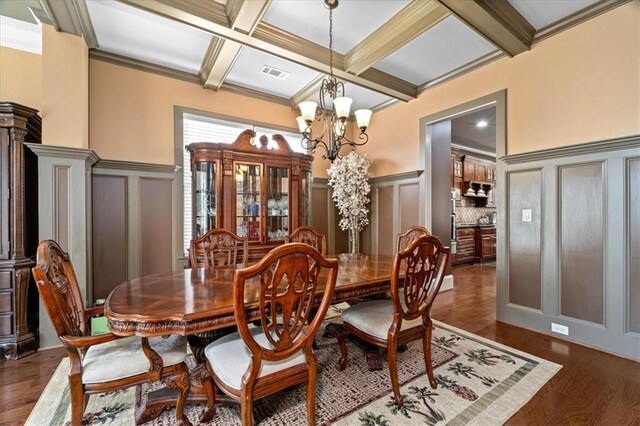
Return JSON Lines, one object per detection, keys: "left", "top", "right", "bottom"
{"left": 301, "top": 170, "right": 311, "bottom": 226}
{"left": 194, "top": 162, "right": 217, "bottom": 237}
{"left": 267, "top": 167, "right": 289, "bottom": 241}
{"left": 236, "top": 163, "right": 262, "bottom": 242}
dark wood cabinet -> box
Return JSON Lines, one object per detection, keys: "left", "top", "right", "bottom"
{"left": 476, "top": 226, "right": 497, "bottom": 262}
{"left": 187, "top": 130, "right": 313, "bottom": 263}
{"left": 453, "top": 226, "right": 496, "bottom": 266}
{"left": 0, "top": 103, "right": 40, "bottom": 360}
{"left": 453, "top": 227, "right": 475, "bottom": 265}
{"left": 451, "top": 149, "right": 464, "bottom": 207}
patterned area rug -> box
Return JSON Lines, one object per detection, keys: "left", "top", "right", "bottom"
{"left": 26, "top": 317, "right": 560, "bottom": 426}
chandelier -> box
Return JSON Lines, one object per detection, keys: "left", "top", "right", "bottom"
{"left": 296, "top": 0, "right": 372, "bottom": 162}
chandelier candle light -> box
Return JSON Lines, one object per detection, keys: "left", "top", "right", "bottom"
{"left": 296, "top": 0, "right": 372, "bottom": 162}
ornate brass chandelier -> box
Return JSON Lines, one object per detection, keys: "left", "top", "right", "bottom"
{"left": 296, "top": 0, "right": 372, "bottom": 162}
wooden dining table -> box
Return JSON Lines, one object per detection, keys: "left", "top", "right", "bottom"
{"left": 104, "top": 253, "right": 395, "bottom": 424}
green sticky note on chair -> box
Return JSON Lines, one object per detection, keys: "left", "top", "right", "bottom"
{"left": 90, "top": 316, "right": 110, "bottom": 335}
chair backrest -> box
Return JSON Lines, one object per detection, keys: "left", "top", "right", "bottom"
{"left": 190, "top": 229, "right": 248, "bottom": 268}
{"left": 31, "top": 240, "right": 88, "bottom": 339}
{"left": 285, "top": 226, "right": 327, "bottom": 255}
{"left": 233, "top": 243, "right": 338, "bottom": 362}
{"left": 390, "top": 234, "right": 449, "bottom": 321}
{"left": 396, "top": 225, "right": 431, "bottom": 253}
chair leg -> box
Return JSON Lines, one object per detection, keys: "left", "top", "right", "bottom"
{"left": 241, "top": 389, "right": 254, "bottom": 426}
{"left": 306, "top": 353, "right": 317, "bottom": 426}
{"left": 336, "top": 326, "right": 349, "bottom": 370}
{"left": 423, "top": 318, "right": 437, "bottom": 389}
{"left": 68, "top": 374, "right": 85, "bottom": 426}
{"left": 387, "top": 341, "right": 403, "bottom": 407}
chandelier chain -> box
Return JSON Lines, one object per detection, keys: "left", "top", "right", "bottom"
{"left": 329, "top": 7, "right": 333, "bottom": 78}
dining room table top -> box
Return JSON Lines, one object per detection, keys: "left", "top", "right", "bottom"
{"left": 104, "top": 253, "right": 396, "bottom": 337}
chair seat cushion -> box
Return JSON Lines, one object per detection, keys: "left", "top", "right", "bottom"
{"left": 204, "top": 327, "right": 306, "bottom": 391}
{"left": 341, "top": 299, "right": 424, "bottom": 340}
{"left": 82, "top": 335, "right": 187, "bottom": 384}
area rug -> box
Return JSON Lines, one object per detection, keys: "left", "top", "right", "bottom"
{"left": 26, "top": 316, "right": 560, "bottom": 426}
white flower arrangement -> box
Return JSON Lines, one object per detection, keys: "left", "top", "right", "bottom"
{"left": 327, "top": 151, "right": 371, "bottom": 234}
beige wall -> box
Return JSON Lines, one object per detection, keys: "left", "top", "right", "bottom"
{"left": 89, "top": 60, "right": 304, "bottom": 165}
{"left": 42, "top": 25, "right": 89, "bottom": 148}
{"left": 359, "top": 2, "right": 639, "bottom": 177}
{"left": 0, "top": 46, "right": 43, "bottom": 110}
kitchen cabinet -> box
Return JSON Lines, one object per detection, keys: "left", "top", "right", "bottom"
{"left": 476, "top": 227, "right": 497, "bottom": 262}
{"left": 453, "top": 227, "right": 475, "bottom": 265}
{"left": 451, "top": 150, "right": 464, "bottom": 206}
{"left": 187, "top": 129, "right": 313, "bottom": 263}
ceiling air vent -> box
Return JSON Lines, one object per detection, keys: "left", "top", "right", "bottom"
{"left": 260, "top": 65, "right": 290, "bottom": 80}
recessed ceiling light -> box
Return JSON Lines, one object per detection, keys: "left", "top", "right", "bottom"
{"left": 476, "top": 120, "right": 488, "bottom": 128}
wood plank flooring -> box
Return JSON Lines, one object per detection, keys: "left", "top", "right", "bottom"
{"left": 1, "top": 263, "right": 638, "bottom": 425}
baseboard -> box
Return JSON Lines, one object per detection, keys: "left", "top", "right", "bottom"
{"left": 440, "top": 274, "right": 454, "bottom": 292}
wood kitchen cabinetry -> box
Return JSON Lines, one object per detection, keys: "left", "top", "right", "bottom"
{"left": 477, "top": 226, "right": 497, "bottom": 262}
{"left": 453, "top": 227, "right": 475, "bottom": 265}
{"left": 453, "top": 226, "right": 496, "bottom": 266}
{"left": 187, "top": 130, "right": 313, "bottom": 263}
{"left": 451, "top": 149, "right": 464, "bottom": 206}
{"left": 452, "top": 153, "right": 497, "bottom": 204}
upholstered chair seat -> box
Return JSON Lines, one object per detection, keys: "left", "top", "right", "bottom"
{"left": 82, "top": 335, "right": 187, "bottom": 384}
{"left": 341, "top": 300, "right": 423, "bottom": 341}
{"left": 205, "top": 328, "right": 306, "bottom": 391}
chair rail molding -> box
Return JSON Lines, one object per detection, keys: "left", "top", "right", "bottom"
{"left": 25, "top": 143, "right": 98, "bottom": 348}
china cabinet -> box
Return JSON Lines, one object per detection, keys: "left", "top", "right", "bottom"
{"left": 187, "top": 130, "right": 313, "bottom": 263}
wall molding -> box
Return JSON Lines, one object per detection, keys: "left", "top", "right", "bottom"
{"left": 95, "top": 159, "right": 179, "bottom": 174}
{"left": 0, "top": 16, "right": 42, "bottom": 55}
{"left": 370, "top": 170, "right": 423, "bottom": 184}
{"left": 25, "top": 143, "right": 99, "bottom": 166}
{"left": 501, "top": 135, "right": 640, "bottom": 165}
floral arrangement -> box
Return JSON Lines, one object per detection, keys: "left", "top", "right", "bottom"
{"left": 327, "top": 152, "right": 371, "bottom": 252}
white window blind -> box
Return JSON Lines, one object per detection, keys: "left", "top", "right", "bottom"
{"left": 182, "top": 113, "right": 305, "bottom": 254}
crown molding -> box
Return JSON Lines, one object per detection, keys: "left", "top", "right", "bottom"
{"left": 501, "top": 135, "right": 640, "bottom": 165}
{"left": 344, "top": 0, "right": 449, "bottom": 75}
{"left": 219, "top": 82, "right": 291, "bottom": 107}
{"left": 533, "top": 0, "right": 632, "bottom": 45}
{"left": 41, "top": 0, "right": 99, "bottom": 48}
{"left": 0, "top": 16, "right": 42, "bottom": 54}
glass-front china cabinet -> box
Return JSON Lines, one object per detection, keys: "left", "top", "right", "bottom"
{"left": 187, "top": 129, "right": 314, "bottom": 262}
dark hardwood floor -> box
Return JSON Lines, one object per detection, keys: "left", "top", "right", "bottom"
{"left": 1, "top": 263, "right": 638, "bottom": 425}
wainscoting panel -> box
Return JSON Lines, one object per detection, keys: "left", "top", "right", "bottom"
{"left": 140, "top": 178, "right": 173, "bottom": 276}
{"left": 377, "top": 185, "right": 395, "bottom": 256}
{"left": 499, "top": 136, "right": 640, "bottom": 360}
{"left": 399, "top": 183, "right": 420, "bottom": 234}
{"left": 92, "top": 175, "right": 127, "bottom": 301}
{"left": 628, "top": 158, "right": 640, "bottom": 333}
{"left": 311, "top": 185, "right": 329, "bottom": 246}
{"left": 54, "top": 167, "right": 70, "bottom": 252}
{"left": 507, "top": 170, "right": 542, "bottom": 310}
{"left": 559, "top": 163, "right": 605, "bottom": 325}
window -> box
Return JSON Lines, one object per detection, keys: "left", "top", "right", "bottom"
{"left": 182, "top": 112, "right": 304, "bottom": 254}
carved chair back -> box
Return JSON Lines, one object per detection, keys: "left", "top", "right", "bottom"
{"left": 32, "top": 240, "right": 88, "bottom": 339}
{"left": 390, "top": 235, "right": 449, "bottom": 322}
{"left": 233, "top": 243, "right": 338, "bottom": 364}
{"left": 396, "top": 225, "right": 431, "bottom": 253}
{"left": 285, "top": 226, "right": 327, "bottom": 255}
{"left": 190, "top": 229, "right": 248, "bottom": 268}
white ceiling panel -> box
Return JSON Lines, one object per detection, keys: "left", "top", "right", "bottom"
{"left": 86, "top": 0, "right": 212, "bottom": 74}
{"left": 375, "top": 16, "right": 496, "bottom": 86}
{"left": 262, "top": 0, "right": 410, "bottom": 54}
{"left": 508, "top": 0, "right": 599, "bottom": 30}
{"left": 225, "top": 47, "right": 322, "bottom": 99}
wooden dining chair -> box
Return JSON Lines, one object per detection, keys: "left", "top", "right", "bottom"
{"left": 337, "top": 235, "right": 449, "bottom": 407}
{"left": 204, "top": 243, "right": 339, "bottom": 425}
{"left": 190, "top": 228, "right": 248, "bottom": 268}
{"left": 32, "top": 240, "right": 205, "bottom": 426}
{"left": 285, "top": 226, "right": 327, "bottom": 255}
{"left": 396, "top": 225, "right": 430, "bottom": 252}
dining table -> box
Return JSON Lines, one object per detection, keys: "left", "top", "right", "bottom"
{"left": 104, "top": 253, "right": 395, "bottom": 424}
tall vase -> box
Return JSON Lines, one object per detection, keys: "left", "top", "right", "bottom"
{"left": 348, "top": 217, "right": 360, "bottom": 254}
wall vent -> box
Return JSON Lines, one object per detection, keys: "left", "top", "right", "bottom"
{"left": 260, "top": 65, "right": 290, "bottom": 80}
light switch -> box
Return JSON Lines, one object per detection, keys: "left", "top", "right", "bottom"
{"left": 522, "top": 208, "right": 532, "bottom": 222}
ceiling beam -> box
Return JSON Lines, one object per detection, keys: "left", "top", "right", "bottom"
{"left": 41, "top": 0, "right": 99, "bottom": 48}
{"left": 118, "top": 0, "right": 417, "bottom": 102}
{"left": 436, "top": 0, "right": 534, "bottom": 57}
{"left": 289, "top": 75, "right": 325, "bottom": 109}
{"left": 344, "top": 0, "right": 449, "bottom": 75}
{"left": 199, "top": 0, "right": 271, "bottom": 90}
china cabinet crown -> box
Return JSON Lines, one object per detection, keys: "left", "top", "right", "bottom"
{"left": 186, "top": 130, "right": 313, "bottom": 263}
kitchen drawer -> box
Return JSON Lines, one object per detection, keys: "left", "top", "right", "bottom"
{"left": 0, "top": 292, "right": 11, "bottom": 313}
{"left": 480, "top": 227, "right": 496, "bottom": 235}
{"left": 456, "top": 248, "right": 475, "bottom": 257}
{"left": 457, "top": 236, "right": 474, "bottom": 247}
{"left": 0, "top": 314, "right": 12, "bottom": 335}
{"left": 0, "top": 271, "right": 11, "bottom": 289}
{"left": 456, "top": 228, "right": 475, "bottom": 237}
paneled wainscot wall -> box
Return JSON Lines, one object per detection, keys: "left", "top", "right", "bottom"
{"left": 497, "top": 136, "right": 640, "bottom": 360}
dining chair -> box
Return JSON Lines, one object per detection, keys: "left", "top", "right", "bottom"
{"left": 336, "top": 234, "right": 449, "bottom": 407}
{"left": 396, "top": 225, "right": 431, "bottom": 252}
{"left": 190, "top": 228, "right": 248, "bottom": 268}
{"left": 32, "top": 240, "right": 205, "bottom": 426}
{"left": 285, "top": 226, "right": 327, "bottom": 255}
{"left": 204, "top": 243, "right": 339, "bottom": 425}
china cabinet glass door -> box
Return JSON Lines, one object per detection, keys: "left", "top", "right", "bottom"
{"left": 193, "top": 161, "right": 217, "bottom": 238}
{"left": 235, "top": 163, "right": 262, "bottom": 242}
{"left": 267, "top": 167, "right": 289, "bottom": 242}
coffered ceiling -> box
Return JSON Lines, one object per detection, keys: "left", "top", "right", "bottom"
{"left": 5, "top": 0, "right": 629, "bottom": 112}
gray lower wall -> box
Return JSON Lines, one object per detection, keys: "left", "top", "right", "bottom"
{"left": 498, "top": 136, "right": 640, "bottom": 360}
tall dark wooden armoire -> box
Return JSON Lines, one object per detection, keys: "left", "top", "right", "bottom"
{"left": 0, "top": 102, "right": 40, "bottom": 359}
